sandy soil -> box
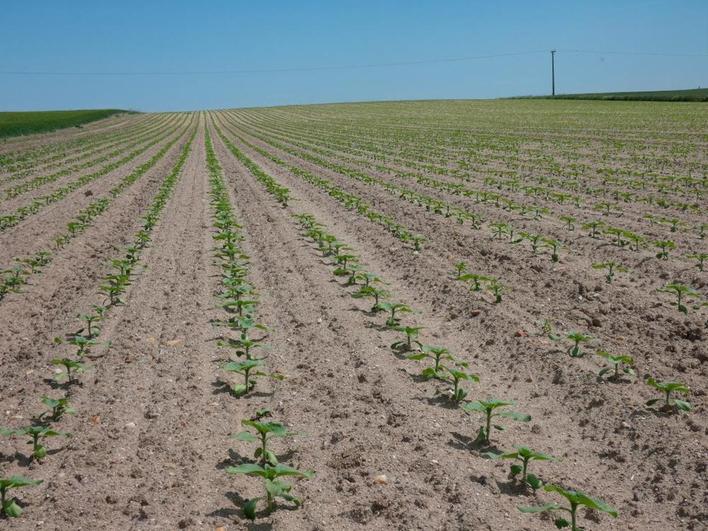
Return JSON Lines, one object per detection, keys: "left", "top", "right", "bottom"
{"left": 0, "top": 105, "right": 705, "bottom": 531}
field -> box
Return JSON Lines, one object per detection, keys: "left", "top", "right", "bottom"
{"left": 0, "top": 109, "right": 129, "bottom": 139}
{"left": 0, "top": 100, "right": 705, "bottom": 530}
{"left": 516, "top": 87, "right": 708, "bottom": 102}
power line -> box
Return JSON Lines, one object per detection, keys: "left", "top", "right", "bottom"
{"left": 0, "top": 51, "right": 546, "bottom": 76}
{"left": 0, "top": 48, "right": 704, "bottom": 76}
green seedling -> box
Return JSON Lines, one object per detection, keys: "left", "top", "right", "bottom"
{"left": 0, "top": 476, "right": 42, "bottom": 517}
{"left": 444, "top": 367, "right": 479, "bottom": 403}
{"left": 354, "top": 271, "right": 383, "bottom": 288}
{"left": 485, "top": 446, "right": 554, "bottom": 490}
{"left": 596, "top": 351, "right": 635, "bottom": 381}
{"left": 453, "top": 261, "right": 468, "bottom": 279}
{"left": 582, "top": 220, "right": 605, "bottom": 239}
{"left": 646, "top": 378, "right": 692, "bottom": 412}
{"left": 352, "top": 285, "right": 389, "bottom": 312}
{"left": 462, "top": 399, "right": 531, "bottom": 445}
{"left": 223, "top": 359, "right": 283, "bottom": 397}
{"left": 559, "top": 215, "right": 576, "bottom": 231}
{"left": 654, "top": 240, "right": 675, "bottom": 259}
{"left": 488, "top": 280, "right": 504, "bottom": 303}
{"left": 566, "top": 332, "right": 591, "bottom": 358}
{"left": 226, "top": 463, "right": 314, "bottom": 520}
{"left": 333, "top": 254, "right": 358, "bottom": 276}
{"left": 460, "top": 273, "right": 490, "bottom": 292}
{"left": 490, "top": 222, "right": 509, "bottom": 240}
{"left": 391, "top": 326, "right": 423, "bottom": 352}
{"left": 376, "top": 302, "right": 412, "bottom": 327}
{"left": 591, "top": 261, "right": 627, "bottom": 284}
{"left": 232, "top": 418, "right": 294, "bottom": 465}
{"left": 408, "top": 345, "right": 455, "bottom": 379}
{"left": 542, "top": 238, "right": 560, "bottom": 262}
{"left": 686, "top": 252, "right": 707, "bottom": 272}
{"left": 519, "top": 483, "right": 617, "bottom": 530}
{"left": 345, "top": 263, "right": 364, "bottom": 285}
{"left": 40, "top": 395, "right": 76, "bottom": 422}
{"left": 219, "top": 336, "right": 264, "bottom": 360}
{"left": 0, "top": 425, "right": 70, "bottom": 461}
{"left": 520, "top": 232, "right": 543, "bottom": 254}
{"left": 541, "top": 319, "right": 561, "bottom": 341}
{"left": 412, "top": 234, "right": 425, "bottom": 251}
{"left": 658, "top": 282, "right": 698, "bottom": 314}
{"left": 51, "top": 357, "right": 86, "bottom": 384}
{"left": 78, "top": 313, "right": 102, "bottom": 338}
{"left": 66, "top": 335, "right": 99, "bottom": 357}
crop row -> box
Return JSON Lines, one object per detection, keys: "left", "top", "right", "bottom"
{"left": 0, "top": 113, "right": 172, "bottom": 186}
{"left": 1, "top": 113, "right": 180, "bottom": 200}
{"left": 204, "top": 127, "right": 314, "bottom": 520}
{"left": 0, "top": 114, "right": 190, "bottom": 232}
{"left": 0, "top": 118, "right": 196, "bottom": 302}
{"left": 0, "top": 128, "right": 195, "bottom": 519}
{"left": 219, "top": 113, "right": 706, "bottom": 299}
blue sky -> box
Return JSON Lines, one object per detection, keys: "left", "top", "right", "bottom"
{"left": 1, "top": 0, "right": 706, "bottom": 111}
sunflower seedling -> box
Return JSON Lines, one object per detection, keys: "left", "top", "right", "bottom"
{"left": 51, "top": 357, "right": 86, "bottom": 385}
{"left": 654, "top": 240, "right": 675, "bottom": 260}
{"left": 0, "top": 476, "right": 42, "bottom": 518}
{"left": 646, "top": 378, "right": 692, "bottom": 412}
{"left": 0, "top": 425, "right": 70, "bottom": 461}
{"left": 658, "top": 282, "right": 698, "bottom": 314}
{"left": 352, "top": 285, "right": 389, "bottom": 312}
{"left": 40, "top": 396, "right": 75, "bottom": 422}
{"left": 223, "top": 359, "right": 283, "bottom": 397}
{"left": 485, "top": 446, "right": 554, "bottom": 491}
{"left": 391, "top": 325, "right": 423, "bottom": 352}
{"left": 408, "top": 345, "right": 455, "bottom": 379}
{"left": 453, "top": 261, "right": 468, "bottom": 279}
{"left": 462, "top": 399, "right": 531, "bottom": 445}
{"left": 596, "top": 351, "right": 635, "bottom": 381}
{"left": 686, "top": 252, "right": 707, "bottom": 271}
{"left": 377, "top": 301, "right": 412, "bottom": 327}
{"left": 488, "top": 280, "right": 504, "bottom": 303}
{"left": 232, "top": 418, "right": 294, "bottom": 465}
{"left": 518, "top": 483, "right": 618, "bottom": 530}
{"left": 444, "top": 366, "right": 479, "bottom": 403}
{"left": 460, "top": 273, "right": 491, "bottom": 292}
{"left": 591, "top": 261, "right": 627, "bottom": 284}
{"left": 226, "top": 463, "right": 314, "bottom": 520}
{"left": 566, "top": 332, "right": 591, "bottom": 358}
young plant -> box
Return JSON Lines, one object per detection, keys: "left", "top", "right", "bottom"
{"left": 0, "top": 425, "right": 70, "bottom": 461}
{"left": 519, "top": 483, "right": 618, "bottom": 530}
{"left": 40, "top": 395, "right": 76, "bottom": 422}
{"left": 232, "top": 418, "right": 294, "bottom": 465}
{"left": 408, "top": 345, "right": 456, "bottom": 379}
{"left": 352, "top": 284, "right": 389, "bottom": 312}
{"left": 559, "top": 215, "right": 576, "bottom": 231}
{"left": 595, "top": 351, "right": 635, "bottom": 381}
{"left": 0, "top": 476, "right": 42, "bottom": 518}
{"left": 460, "top": 273, "right": 491, "bottom": 292}
{"left": 377, "top": 302, "right": 412, "bottom": 327}
{"left": 462, "top": 399, "right": 531, "bottom": 445}
{"left": 542, "top": 238, "right": 560, "bottom": 262}
{"left": 659, "top": 282, "right": 698, "bottom": 314}
{"left": 453, "top": 261, "right": 468, "bottom": 279}
{"left": 488, "top": 280, "right": 504, "bottom": 303}
{"left": 390, "top": 325, "right": 423, "bottom": 352}
{"left": 654, "top": 240, "right": 675, "bottom": 260}
{"left": 686, "top": 252, "right": 707, "bottom": 272}
{"left": 223, "top": 359, "right": 283, "bottom": 397}
{"left": 50, "top": 357, "right": 86, "bottom": 385}
{"left": 485, "top": 446, "right": 554, "bottom": 490}
{"left": 444, "top": 366, "right": 479, "bottom": 403}
{"left": 566, "top": 332, "right": 591, "bottom": 358}
{"left": 226, "top": 463, "right": 314, "bottom": 520}
{"left": 646, "top": 378, "right": 692, "bottom": 412}
{"left": 591, "top": 261, "right": 627, "bottom": 284}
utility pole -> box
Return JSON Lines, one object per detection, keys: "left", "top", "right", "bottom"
{"left": 551, "top": 50, "right": 556, "bottom": 96}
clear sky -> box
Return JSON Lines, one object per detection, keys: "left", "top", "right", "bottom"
{"left": 1, "top": 0, "right": 706, "bottom": 111}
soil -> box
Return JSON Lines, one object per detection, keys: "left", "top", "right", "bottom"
{"left": 0, "top": 103, "right": 705, "bottom": 530}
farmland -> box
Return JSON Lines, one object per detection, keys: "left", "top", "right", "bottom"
{"left": 0, "top": 109, "right": 130, "bottom": 139}
{"left": 0, "top": 100, "right": 705, "bottom": 530}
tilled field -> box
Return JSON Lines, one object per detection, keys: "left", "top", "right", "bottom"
{"left": 0, "top": 101, "right": 705, "bottom": 530}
